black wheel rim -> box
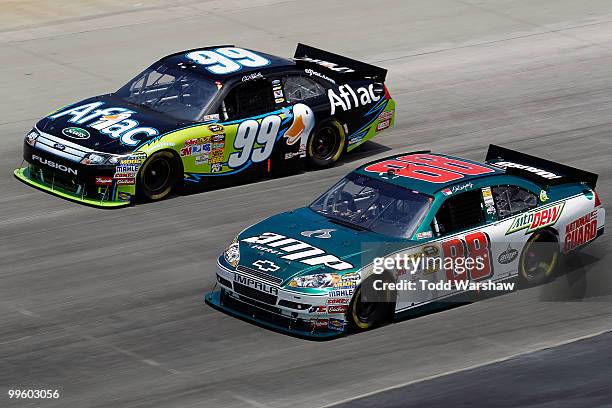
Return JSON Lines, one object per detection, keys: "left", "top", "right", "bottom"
{"left": 143, "top": 157, "right": 171, "bottom": 193}
{"left": 522, "top": 239, "right": 557, "bottom": 280}
{"left": 356, "top": 300, "right": 378, "bottom": 323}
{"left": 311, "top": 126, "right": 339, "bottom": 161}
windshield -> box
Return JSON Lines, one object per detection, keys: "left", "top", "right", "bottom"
{"left": 309, "top": 172, "right": 432, "bottom": 239}
{"left": 116, "top": 63, "right": 218, "bottom": 122}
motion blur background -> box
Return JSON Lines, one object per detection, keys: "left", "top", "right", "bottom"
{"left": 1, "top": 1, "right": 612, "bottom": 407}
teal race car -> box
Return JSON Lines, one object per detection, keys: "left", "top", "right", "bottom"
{"left": 205, "top": 145, "right": 604, "bottom": 338}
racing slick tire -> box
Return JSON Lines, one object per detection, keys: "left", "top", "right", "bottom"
{"left": 518, "top": 229, "right": 560, "bottom": 286}
{"left": 307, "top": 120, "right": 346, "bottom": 169}
{"left": 137, "top": 150, "right": 181, "bottom": 201}
{"left": 348, "top": 275, "right": 395, "bottom": 332}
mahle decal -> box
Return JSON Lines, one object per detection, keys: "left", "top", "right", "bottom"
{"left": 62, "top": 127, "right": 90, "bottom": 140}
{"left": 506, "top": 202, "right": 565, "bottom": 235}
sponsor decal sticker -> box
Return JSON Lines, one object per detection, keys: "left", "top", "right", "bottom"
{"left": 195, "top": 155, "right": 209, "bottom": 165}
{"left": 416, "top": 231, "right": 433, "bottom": 240}
{"left": 304, "top": 68, "right": 335, "bottom": 83}
{"left": 62, "top": 127, "right": 90, "bottom": 140}
{"left": 242, "top": 232, "right": 354, "bottom": 271}
{"left": 49, "top": 102, "right": 158, "bottom": 146}
{"left": 328, "top": 305, "right": 348, "bottom": 314}
{"left": 313, "top": 319, "right": 329, "bottom": 328}
{"left": 328, "top": 84, "right": 381, "bottom": 115}
{"left": 117, "top": 192, "right": 131, "bottom": 201}
{"left": 95, "top": 176, "right": 113, "bottom": 186}
{"left": 208, "top": 124, "right": 224, "bottom": 134}
{"left": 328, "top": 318, "right": 345, "bottom": 331}
{"left": 506, "top": 202, "right": 565, "bottom": 235}
{"left": 116, "top": 178, "right": 136, "bottom": 185}
{"left": 498, "top": 244, "right": 519, "bottom": 264}
{"left": 564, "top": 210, "right": 598, "bottom": 251}
{"left": 327, "top": 298, "right": 351, "bottom": 305}
{"left": 329, "top": 289, "right": 353, "bottom": 297}
{"left": 375, "top": 110, "right": 393, "bottom": 132}
{"left": 202, "top": 114, "right": 220, "bottom": 122}
{"left": 493, "top": 161, "right": 562, "bottom": 180}
{"left": 294, "top": 56, "right": 355, "bottom": 74}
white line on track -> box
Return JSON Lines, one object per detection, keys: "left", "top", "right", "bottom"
{"left": 320, "top": 329, "right": 611, "bottom": 408}
{"left": 14, "top": 308, "right": 184, "bottom": 376}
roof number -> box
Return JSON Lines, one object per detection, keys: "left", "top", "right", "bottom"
{"left": 186, "top": 47, "right": 271, "bottom": 75}
{"left": 364, "top": 154, "right": 495, "bottom": 183}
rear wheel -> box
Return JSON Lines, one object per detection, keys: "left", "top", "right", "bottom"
{"left": 137, "top": 151, "right": 180, "bottom": 201}
{"left": 307, "top": 120, "right": 346, "bottom": 168}
{"left": 519, "top": 229, "right": 560, "bottom": 286}
{"left": 348, "top": 276, "right": 394, "bottom": 331}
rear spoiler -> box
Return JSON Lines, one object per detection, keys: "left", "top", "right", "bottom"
{"left": 485, "top": 144, "right": 598, "bottom": 189}
{"left": 293, "top": 43, "right": 387, "bottom": 82}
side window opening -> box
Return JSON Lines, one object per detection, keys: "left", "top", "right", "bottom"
{"left": 221, "top": 79, "right": 274, "bottom": 120}
{"left": 282, "top": 75, "right": 326, "bottom": 103}
{"left": 492, "top": 185, "right": 538, "bottom": 218}
{"left": 432, "top": 189, "right": 485, "bottom": 237}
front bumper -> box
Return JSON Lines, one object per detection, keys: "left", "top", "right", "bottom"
{"left": 15, "top": 141, "right": 134, "bottom": 208}
{"left": 204, "top": 262, "right": 349, "bottom": 338}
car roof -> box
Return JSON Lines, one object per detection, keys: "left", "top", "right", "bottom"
{"left": 353, "top": 151, "right": 505, "bottom": 195}
{"left": 159, "top": 46, "right": 295, "bottom": 81}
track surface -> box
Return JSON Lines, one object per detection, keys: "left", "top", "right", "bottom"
{"left": 334, "top": 331, "right": 612, "bottom": 408}
{"left": 2, "top": 1, "right": 612, "bottom": 407}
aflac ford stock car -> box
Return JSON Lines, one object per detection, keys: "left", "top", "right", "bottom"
{"left": 15, "top": 44, "right": 394, "bottom": 207}
{"left": 206, "top": 145, "right": 604, "bottom": 338}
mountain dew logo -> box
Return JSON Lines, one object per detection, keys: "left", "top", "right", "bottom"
{"left": 506, "top": 202, "right": 565, "bottom": 235}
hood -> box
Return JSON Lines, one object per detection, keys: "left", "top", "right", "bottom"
{"left": 36, "top": 94, "right": 188, "bottom": 154}
{"left": 237, "top": 207, "right": 411, "bottom": 284}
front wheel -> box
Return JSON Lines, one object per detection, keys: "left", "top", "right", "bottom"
{"left": 519, "top": 229, "right": 560, "bottom": 286}
{"left": 347, "top": 277, "right": 394, "bottom": 331}
{"left": 137, "top": 151, "right": 180, "bottom": 201}
{"left": 307, "top": 120, "right": 346, "bottom": 168}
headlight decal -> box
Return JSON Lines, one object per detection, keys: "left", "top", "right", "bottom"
{"left": 25, "top": 129, "right": 40, "bottom": 146}
{"left": 224, "top": 237, "right": 240, "bottom": 268}
{"left": 288, "top": 273, "right": 340, "bottom": 288}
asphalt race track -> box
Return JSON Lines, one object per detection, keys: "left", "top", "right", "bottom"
{"left": 2, "top": 1, "right": 612, "bottom": 407}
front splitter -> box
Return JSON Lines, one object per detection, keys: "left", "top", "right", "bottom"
{"left": 204, "top": 290, "right": 343, "bottom": 340}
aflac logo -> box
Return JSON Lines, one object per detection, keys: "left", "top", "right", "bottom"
{"left": 50, "top": 102, "right": 158, "bottom": 146}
